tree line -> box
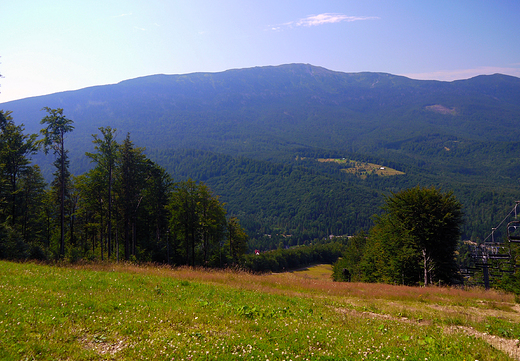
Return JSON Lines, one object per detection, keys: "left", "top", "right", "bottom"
{"left": 0, "top": 108, "right": 248, "bottom": 266}
{"left": 243, "top": 240, "right": 345, "bottom": 273}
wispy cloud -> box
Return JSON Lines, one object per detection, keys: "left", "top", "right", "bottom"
{"left": 270, "top": 13, "right": 379, "bottom": 31}
{"left": 113, "top": 12, "right": 132, "bottom": 18}
{"left": 296, "top": 13, "right": 379, "bottom": 27}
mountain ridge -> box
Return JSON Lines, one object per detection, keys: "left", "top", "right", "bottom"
{"left": 1, "top": 64, "right": 520, "bottom": 241}
{"left": 2, "top": 63, "right": 519, "bottom": 183}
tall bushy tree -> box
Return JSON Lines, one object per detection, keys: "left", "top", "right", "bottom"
{"left": 0, "top": 110, "right": 38, "bottom": 226}
{"left": 86, "top": 127, "right": 118, "bottom": 258}
{"left": 0, "top": 110, "right": 44, "bottom": 259}
{"left": 115, "top": 133, "right": 148, "bottom": 260}
{"left": 199, "top": 184, "right": 227, "bottom": 265}
{"left": 19, "top": 165, "right": 47, "bottom": 252}
{"left": 364, "top": 186, "right": 463, "bottom": 286}
{"left": 332, "top": 232, "right": 367, "bottom": 282}
{"left": 76, "top": 132, "right": 172, "bottom": 262}
{"left": 139, "top": 161, "right": 172, "bottom": 261}
{"left": 40, "top": 107, "right": 74, "bottom": 258}
{"left": 169, "top": 179, "right": 201, "bottom": 266}
{"left": 75, "top": 173, "right": 99, "bottom": 257}
{"left": 227, "top": 216, "right": 248, "bottom": 264}
{"left": 168, "top": 179, "right": 227, "bottom": 267}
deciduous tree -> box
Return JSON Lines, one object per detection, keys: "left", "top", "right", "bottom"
{"left": 168, "top": 179, "right": 227, "bottom": 267}
{"left": 227, "top": 216, "right": 248, "bottom": 264}
{"left": 365, "top": 186, "right": 463, "bottom": 286}
{"left": 115, "top": 133, "right": 147, "bottom": 260}
{"left": 86, "top": 127, "right": 118, "bottom": 258}
{"left": 0, "top": 110, "right": 38, "bottom": 226}
{"left": 40, "top": 107, "right": 74, "bottom": 258}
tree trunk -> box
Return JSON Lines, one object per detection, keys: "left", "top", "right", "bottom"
{"left": 100, "top": 203, "right": 104, "bottom": 261}
{"left": 60, "top": 131, "right": 65, "bottom": 258}
{"left": 108, "top": 164, "right": 112, "bottom": 258}
{"left": 423, "top": 248, "right": 428, "bottom": 286}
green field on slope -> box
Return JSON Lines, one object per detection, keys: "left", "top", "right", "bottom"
{"left": 1, "top": 261, "right": 518, "bottom": 360}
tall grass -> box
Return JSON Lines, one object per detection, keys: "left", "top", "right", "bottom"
{"left": 0, "top": 261, "right": 515, "bottom": 360}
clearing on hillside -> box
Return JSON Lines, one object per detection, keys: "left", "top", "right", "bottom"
{"left": 288, "top": 263, "right": 333, "bottom": 281}
{"left": 318, "top": 158, "right": 405, "bottom": 178}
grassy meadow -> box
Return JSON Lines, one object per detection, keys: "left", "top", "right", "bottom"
{"left": 1, "top": 261, "right": 520, "bottom": 360}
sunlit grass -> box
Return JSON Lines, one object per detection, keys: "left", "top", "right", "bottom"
{"left": 288, "top": 263, "right": 333, "bottom": 280}
{"left": 0, "top": 261, "right": 516, "bottom": 360}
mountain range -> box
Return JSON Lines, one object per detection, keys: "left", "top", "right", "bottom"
{"left": 2, "top": 63, "right": 520, "bottom": 246}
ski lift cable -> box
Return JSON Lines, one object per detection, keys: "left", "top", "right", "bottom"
{"left": 481, "top": 203, "right": 519, "bottom": 244}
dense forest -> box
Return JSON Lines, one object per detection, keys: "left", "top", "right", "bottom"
{"left": 0, "top": 109, "right": 248, "bottom": 266}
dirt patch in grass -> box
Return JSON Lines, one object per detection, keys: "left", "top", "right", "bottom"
{"left": 336, "top": 306, "right": 520, "bottom": 360}
{"left": 335, "top": 307, "right": 520, "bottom": 360}
{"left": 448, "top": 326, "right": 520, "bottom": 360}
{"left": 80, "top": 335, "right": 130, "bottom": 356}
{"left": 427, "top": 303, "right": 520, "bottom": 324}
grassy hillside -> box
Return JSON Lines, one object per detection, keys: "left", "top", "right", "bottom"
{"left": 1, "top": 261, "right": 519, "bottom": 360}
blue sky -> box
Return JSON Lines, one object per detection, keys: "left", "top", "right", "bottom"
{"left": 1, "top": 0, "right": 519, "bottom": 103}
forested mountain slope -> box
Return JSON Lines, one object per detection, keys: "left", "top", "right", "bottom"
{"left": 3, "top": 64, "right": 520, "bottom": 162}
{"left": 2, "top": 64, "right": 520, "bottom": 244}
